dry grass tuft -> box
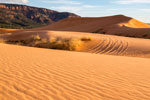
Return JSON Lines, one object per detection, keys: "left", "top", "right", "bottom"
{"left": 33, "top": 35, "right": 41, "bottom": 41}
{"left": 5, "top": 35, "right": 84, "bottom": 51}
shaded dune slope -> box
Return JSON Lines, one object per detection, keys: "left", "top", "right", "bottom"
{"left": 1, "top": 43, "right": 150, "bottom": 100}
{"left": 34, "top": 15, "right": 150, "bottom": 38}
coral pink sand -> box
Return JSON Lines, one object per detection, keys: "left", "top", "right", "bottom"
{"left": 0, "top": 43, "right": 150, "bottom": 100}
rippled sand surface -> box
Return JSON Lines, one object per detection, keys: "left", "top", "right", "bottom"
{"left": 1, "top": 44, "right": 150, "bottom": 100}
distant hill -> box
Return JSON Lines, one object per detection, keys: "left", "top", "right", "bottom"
{"left": 0, "top": 3, "right": 79, "bottom": 29}
{"left": 36, "top": 15, "right": 150, "bottom": 38}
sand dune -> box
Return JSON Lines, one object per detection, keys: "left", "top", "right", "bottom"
{"left": 1, "top": 15, "right": 150, "bottom": 58}
{"left": 1, "top": 14, "right": 150, "bottom": 100}
{"left": 0, "top": 43, "right": 150, "bottom": 100}
{"left": 1, "top": 30, "right": 150, "bottom": 58}
{"left": 32, "top": 15, "right": 150, "bottom": 38}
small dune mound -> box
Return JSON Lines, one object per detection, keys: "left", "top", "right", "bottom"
{"left": 1, "top": 30, "right": 150, "bottom": 58}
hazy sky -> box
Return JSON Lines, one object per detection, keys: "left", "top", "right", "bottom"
{"left": 0, "top": 0, "right": 150, "bottom": 22}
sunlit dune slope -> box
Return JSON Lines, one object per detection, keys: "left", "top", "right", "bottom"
{"left": 2, "top": 30, "right": 150, "bottom": 58}
{"left": 33, "top": 15, "right": 150, "bottom": 38}
{"left": 0, "top": 43, "right": 150, "bottom": 100}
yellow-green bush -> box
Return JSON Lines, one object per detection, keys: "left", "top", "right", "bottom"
{"left": 5, "top": 35, "right": 83, "bottom": 51}
{"left": 33, "top": 35, "right": 41, "bottom": 41}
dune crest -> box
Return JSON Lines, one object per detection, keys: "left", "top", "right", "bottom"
{"left": 118, "top": 18, "right": 150, "bottom": 28}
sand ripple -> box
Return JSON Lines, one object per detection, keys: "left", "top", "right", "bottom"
{"left": 0, "top": 44, "right": 150, "bottom": 100}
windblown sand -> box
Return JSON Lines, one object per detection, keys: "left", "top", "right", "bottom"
{"left": 0, "top": 43, "right": 150, "bottom": 100}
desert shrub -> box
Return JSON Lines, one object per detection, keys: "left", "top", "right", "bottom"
{"left": 47, "top": 39, "right": 70, "bottom": 50}
{"left": 45, "top": 37, "right": 83, "bottom": 51}
{"left": 33, "top": 35, "right": 41, "bottom": 41}
{"left": 41, "top": 38, "right": 48, "bottom": 44}
{"left": 80, "top": 36, "right": 92, "bottom": 41}
{"left": 19, "top": 38, "right": 34, "bottom": 45}
{"left": 6, "top": 35, "right": 42, "bottom": 46}
{"left": 48, "top": 40, "right": 68, "bottom": 50}
{"left": 5, "top": 35, "right": 83, "bottom": 51}
{"left": 49, "top": 37, "right": 57, "bottom": 43}
{"left": 68, "top": 39, "right": 82, "bottom": 51}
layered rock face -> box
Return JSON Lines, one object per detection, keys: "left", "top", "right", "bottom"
{"left": 0, "top": 3, "right": 79, "bottom": 29}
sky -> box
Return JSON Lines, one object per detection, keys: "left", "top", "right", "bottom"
{"left": 0, "top": 0, "right": 150, "bottom": 23}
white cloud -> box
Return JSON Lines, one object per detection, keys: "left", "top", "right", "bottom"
{"left": 43, "top": 0, "right": 81, "bottom": 5}
{"left": 49, "top": 5, "right": 102, "bottom": 13}
{"left": 82, "top": 5, "right": 102, "bottom": 8}
{"left": 0, "top": 0, "right": 29, "bottom": 3}
{"left": 51, "top": 6, "right": 81, "bottom": 12}
{"left": 140, "top": 9, "right": 150, "bottom": 12}
{"left": 115, "top": 0, "right": 150, "bottom": 4}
